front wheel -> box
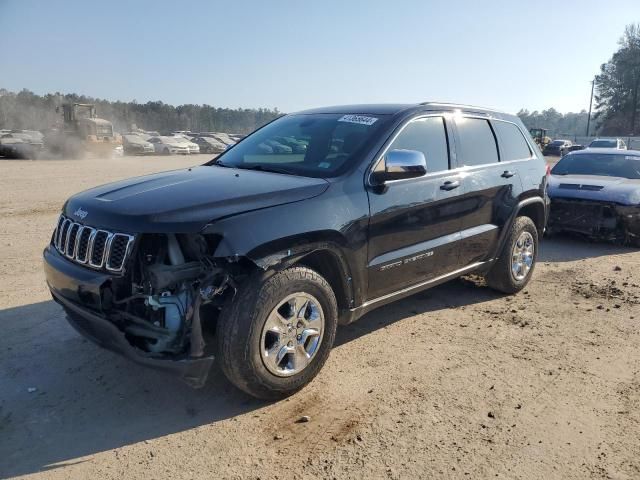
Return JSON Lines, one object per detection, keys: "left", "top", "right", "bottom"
{"left": 216, "top": 266, "right": 338, "bottom": 400}
{"left": 485, "top": 216, "right": 538, "bottom": 294}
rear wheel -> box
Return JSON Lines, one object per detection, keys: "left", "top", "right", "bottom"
{"left": 217, "top": 266, "right": 338, "bottom": 400}
{"left": 485, "top": 216, "right": 538, "bottom": 294}
{"left": 163, "top": 148, "right": 171, "bottom": 155}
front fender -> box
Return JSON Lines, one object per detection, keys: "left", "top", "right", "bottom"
{"left": 201, "top": 186, "right": 371, "bottom": 306}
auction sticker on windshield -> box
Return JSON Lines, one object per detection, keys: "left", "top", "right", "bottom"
{"left": 338, "top": 114, "right": 378, "bottom": 126}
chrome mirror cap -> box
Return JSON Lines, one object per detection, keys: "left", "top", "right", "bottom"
{"left": 375, "top": 149, "right": 427, "bottom": 183}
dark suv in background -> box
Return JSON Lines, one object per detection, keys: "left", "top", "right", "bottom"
{"left": 43, "top": 103, "right": 548, "bottom": 399}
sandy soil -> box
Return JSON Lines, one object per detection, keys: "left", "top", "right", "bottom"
{"left": 1, "top": 155, "right": 639, "bottom": 479}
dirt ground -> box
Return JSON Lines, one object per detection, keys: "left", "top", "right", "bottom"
{"left": 1, "top": 155, "right": 639, "bottom": 480}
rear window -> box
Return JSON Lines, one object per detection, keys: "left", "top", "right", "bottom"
{"left": 492, "top": 121, "right": 531, "bottom": 161}
{"left": 589, "top": 139, "right": 617, "bottom": 148}
{"left": 455, "top": 117, "right": 499, "bottom": 166}
{"left": 551, "top": 153, "right": 640, "bottom": 179}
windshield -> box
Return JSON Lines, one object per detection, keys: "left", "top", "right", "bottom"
{"left": 550, "top": 140, "right": 565, "bottom": 146}
{"left": 589, "top": 139, "right": 617, "bottom": 148}
{"left": 211, "top": 113, "right": 388, "bottom": 178}
{"left": 96, "top": 124, "right": 113, "bottom": 136}
{"left": 551, "top": 153, "right": 640, "bottom": 179}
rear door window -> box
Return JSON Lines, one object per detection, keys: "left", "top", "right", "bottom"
{"left": 492, "top": 120, "right": 532, "bottom": 161}
{"left": 454, "top": 117, "right": 499, "bottom": 166}
{"left": 384, "top": 116, "right": 450, "bottom": 173}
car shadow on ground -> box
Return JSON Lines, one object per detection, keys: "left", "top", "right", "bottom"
{"left": 0, "top": 300, "right": 264, "bottom": 478}
{"left": 0, "top": 237, "right": 632, "bottom": 477}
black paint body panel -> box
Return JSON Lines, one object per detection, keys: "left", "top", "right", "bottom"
{"left": 45, "top": 103, "right": 548, "bottom": 380}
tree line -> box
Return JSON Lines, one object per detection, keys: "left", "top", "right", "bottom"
{"left": 0, "top": 88, "right": 282, "bottom": 134}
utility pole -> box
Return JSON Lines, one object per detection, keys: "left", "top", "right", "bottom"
{"left": 586, "top": 79, "right": 595, "bottom": 137}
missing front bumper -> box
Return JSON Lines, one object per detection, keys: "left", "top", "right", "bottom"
{"left": 52, "top": 290, "right": 215, "bottom": 388}
{"left": 548, "top": 199, "right": 640, "bottom": 242}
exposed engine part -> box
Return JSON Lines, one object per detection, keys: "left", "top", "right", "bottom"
{"left": 167, "top": 233, "right": 185, "bottom": 265}
{"left": 144, "top": 289, "right": 191, "bottom": 353}
{"left": 189, "top": 295, "right": 205, "bottom": 357}
{"left": 108, "top": 232, "right": 242, "bottom": 358}
{"left": 200, "top": 273, "right": 234, "bottom": 301}
{"left": 146, "top": 262, "right": 207, "bottom": 291}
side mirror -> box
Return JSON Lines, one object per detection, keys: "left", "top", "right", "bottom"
{"left": 373, "top": 149, "right": 427, "bottom": 183}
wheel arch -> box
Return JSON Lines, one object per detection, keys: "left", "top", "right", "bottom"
{"left": 487, "top": 196, "right": 547, "bottom": 266}
{"left": 517, "top": 197, "right": 547, "bottom": 236}
{"left": 295, "top": 248, "right": 353, "bottom": 313}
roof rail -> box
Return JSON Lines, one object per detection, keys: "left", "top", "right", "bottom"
{"left": 419, "top": 101, "right": 502, "bottom": 113}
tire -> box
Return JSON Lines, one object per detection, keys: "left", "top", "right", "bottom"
{"left": 216, "top": 266, "right": 338, "bottom": 400}
{"left": 163, "top": 148, "right": 171, "bottom": 156}
{"left": 485, "top": 216, "right": 538, "bottom": 294}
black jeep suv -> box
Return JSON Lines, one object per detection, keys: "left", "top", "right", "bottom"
{"left": 43, "top": 103, "right": 548, "bottom": 399}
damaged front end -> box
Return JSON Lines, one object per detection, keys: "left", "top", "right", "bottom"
{"left": 44, "top": 227, "right": 247, "bottom": 387}
{"left": 548, "top": 198, "right": 640, "bottom": 244}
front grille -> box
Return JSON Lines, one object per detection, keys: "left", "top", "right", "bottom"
{"left": 559, "top": 183, "right": 604, "bottom": 191}
{"left": 53, "top": 214, "right": 135, "bottom": 273}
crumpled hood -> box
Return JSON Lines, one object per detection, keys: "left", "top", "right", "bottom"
{"left": 63, "top": 166, "right": 329, "bottom": 233}
{"left": 548, "top": 174, "right": 640, "bottom": 205}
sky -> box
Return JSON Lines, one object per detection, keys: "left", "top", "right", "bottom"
{"left": 1, "top": 0, "right": 638, "bottom": 114}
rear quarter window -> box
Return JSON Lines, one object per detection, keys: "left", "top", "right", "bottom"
{"left": 492, "top": 120, "right": 532, "bottom": 161}
{"left": 454, "top": 117, "right": 499, "bottom": 166}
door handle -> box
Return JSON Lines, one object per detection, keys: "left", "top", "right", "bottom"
{"left": 440, "top": 180, "right": 460, "bottom": 191}
{"left": 501, "top": 170, "right": 516, "bottom": 178}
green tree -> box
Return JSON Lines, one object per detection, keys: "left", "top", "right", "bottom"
{"left": 595, "top": 23, "right": 640, "bottom": 135}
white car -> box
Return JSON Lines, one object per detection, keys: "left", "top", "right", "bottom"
{"left": 147, "top": 136, "right": 191, "bottom": 155}
{"left": 587, "top": 138, "right": 628, "bottom": 150}
{"left": 172, "top": 136, "right": 200, "bottom": 154}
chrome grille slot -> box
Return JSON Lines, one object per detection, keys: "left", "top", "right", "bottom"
{"left": 54, "top": 216, "right": 65, "bottom": 246}
{"left": 106, "top": 234, "right": 135, "bottom": 272}
{"left": 57, "top": 219, "right": 72, "bottom": 252}
{"left": 90, "top": 231, "right": 110, "bottom": 268}
{"left": 51, "top": 215, "right": 135, "bottom": 273}
{"left": 76, "top": 226, "right": 94, "bottom": 263}
{"left": 65, "top": 223, "right": 81, "bottom": 258}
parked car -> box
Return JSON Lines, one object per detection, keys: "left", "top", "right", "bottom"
{"left": 274, "top": 136, "right": 308, "bottom": 153}
{"left": 587, "top": 138, "right": 627, "bottom": 150}
{"left": 192, "top": 135, "right": 227, "bottom": 154}
{"left": 208, "top": 132, "right": 236, "bottom": 146}
{"left": 0, "top": 132, "right": 43, "bottom": 159}
{"left": 566, "top": 144, "right": 585, "bottom": 153}
{"left": 43, "top": 103, "right": 548, "bottom": 399}
{"left": 147, "top": 136, "right": 190, "bottom": 155}
{"left": 263, "top": 138, "right": 292, "bottom": 153}
{"left": 122, "top": 134, "right": 155, "bottom": 155}
{"left": 547, "top": 148, "right": 640, "bottom": 244}
{"left": 543, "top": 139, "right": 573, "bottom": 157}
{"left": 175, "top": 135, "right": 200, "bottom": 154}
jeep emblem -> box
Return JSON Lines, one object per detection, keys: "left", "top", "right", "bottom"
{"left": 74, "top": 207, "right": 88, "bottom": 220}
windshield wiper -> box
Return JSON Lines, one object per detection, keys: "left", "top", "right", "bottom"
{"left": 236, "top": 165, "right": 293, "bottom": 175}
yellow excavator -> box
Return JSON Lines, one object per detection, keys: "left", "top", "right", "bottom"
{"left": 46, "top": 103, "right": 121, "bottom": 158}
{"left": 529, "top": 128, "right": 551, "bottom": 150}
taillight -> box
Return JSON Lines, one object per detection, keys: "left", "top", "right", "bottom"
{"left": 545, "top": 164, "right": 551, "bottom": 177}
